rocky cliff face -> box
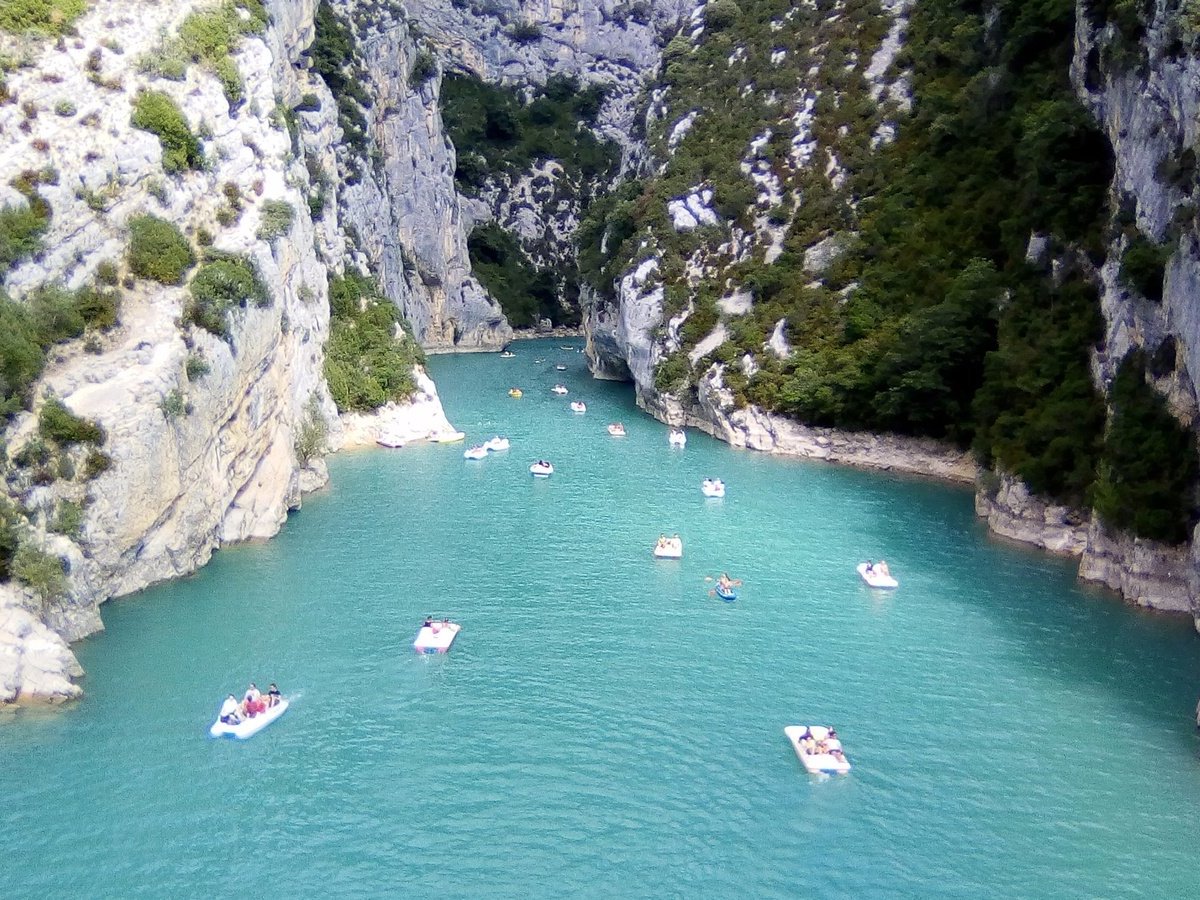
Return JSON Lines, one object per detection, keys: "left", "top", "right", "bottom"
{"left": 1069, "top": 1, "right": 1200, "bottom": 627}
{"left": 575, "top": 0, "right": 1200, "bottom": 627}
{"left": 323, "top": 3, "right": 511, "bottom": 349}
{"left": 0, "top": 0, "right": 456, "bottom": 704}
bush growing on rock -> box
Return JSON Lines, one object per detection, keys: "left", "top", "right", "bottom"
{"left": 256, "top": 199, "right": 295, "bottom": 242}
{"left": 409, "top": 49, "right": 437, "bottom": 86}
{"left": 127, "top": 215, "right": 195, "bottom": 284}
{"left": 131, "top": 91, "right": 204, "bottom": 174}
{"left": 82, "top": 449, "right": 112, "bottom": 480}
{"left": 39, "top": 397, "right": 104, "bottom": 446}
{"left": 1092, "top": 351, "right": 1200, "bottom": 544}
{"left": 0, "top": 198, "right": 50, "bottom": 277}
{"left": 186, "top": 254, "right": 269, "bottom": 339}
{"left": 324, "top": 272, "right": 421, "bottom": 412}
{"left": 11, "top": 540, "right": 67, "bottom": 600}
{"left": 1119, "top": 233, "right": 1171, "bottom": 302}
{"left": 0, "top": 0, "right": 87, "bottom": 36}
{"left": 0, "top": 497, "right": 22, "bottom": 580}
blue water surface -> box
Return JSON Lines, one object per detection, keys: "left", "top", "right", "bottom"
{"left": 3, "top": 338, "right": 1200, "bottom": 898}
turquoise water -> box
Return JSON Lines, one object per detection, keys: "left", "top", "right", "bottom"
{"left": 3, "top": 338, "right": 1200, "bottom": 898}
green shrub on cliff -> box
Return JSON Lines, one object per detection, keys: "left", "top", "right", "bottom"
{"left": 1119, "top": 233, "right": 1171, "bottom": 301}
{"left": 324, "top": 272, "right": 422, "bottom": 412}
{"left": 186, "top": 253, "right": 269, "bottom": 340}
{"left": 12, "top": 539, "right": 67, "bottom": 600}
{"left": 38, "top": 397, "right": 104, "bottom": 446}
{"left": 127, "top": 215, "right": 195, "bottom": 284}
{"left": 0, "top": 198, "right": 50, "bottom": 278}
{"left": 0, "top": 0, "right": 87, "bottom": 36}
{"left": 131, "top": 91, "right": 204, "bottom": 174}
{"left": 1092, "top": 351, "right": 1200, "bottom": 544}
{"left": 467, "top": 224, "right": 562, "bottom": 327}
{"left": 441, "top": 74, "right": 617, "bottom": 193}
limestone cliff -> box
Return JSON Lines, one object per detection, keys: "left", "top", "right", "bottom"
{"left": 0, "top": 0, "right": 454, "bottom": 704}
{"left": 571, "top": 0, "right": 1200, "bottom": 627}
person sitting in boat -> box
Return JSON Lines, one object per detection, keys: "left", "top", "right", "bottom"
{"left": 422, "top": 616, "right": 433, "bottom": 629}
{"left": 243, "top": 683, "right": 263, "bottom": 717}
{"left": 266, "top": 683, "right": 282, "bottom": 708}
{"left": 219, "top": 694, "right": 242, "bottom": 725}
{"left": 878, "top": 560, "right": 891, "bottom": 577}
{"left": 865, "top": 560, "right": 875, "bottom": 574}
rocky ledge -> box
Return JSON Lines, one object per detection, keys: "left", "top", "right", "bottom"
{"left": 644, "top": 364, "right": 978, "bottom": 483}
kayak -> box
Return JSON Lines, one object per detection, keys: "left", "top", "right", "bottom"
{"left": 210, "top": 698, "right": 289, "bottom": 739}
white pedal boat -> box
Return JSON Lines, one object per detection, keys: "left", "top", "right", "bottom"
{"left": 607, "top": 423, "right": 626, "bottom": 436}
{"left": 668, "top": 429, "right": 687, "bottom": 448}
{"left": 555, "top": 363, "right": 567, "bottom": 371}
{"left": 530, "top": 461, "right": 554, "bottom": 477}
{"left": 484, "top": 436, "right": 510, "bottom": 452}
{"left": 785, "top": 725, "right": 851, "bottom": 774}
{"left": 210, "top": 698, "right": 289, "bottom": 740}
{"left": 413, "top": 621, "right": 462, "bottom": 654}
{"left": 376, "top": 435, "right": 406, "bottom": 449}
{"left": 429, "top": 430, "right": 465, "bottom": 443}
{"left": 500, "top": 351, "right": 515, "bottom": 358}
{"left": 552, "top": 384, "right": 569, "bottom": 395}
{"left": 701, "top": 478, "right": 725, "bottom": 498}
{"left": 653, "top": 537, "right": 683, "bottom": 559}
{"left": 856, "top": 562, "right": 898, "bottom": 589}
{"left": 570, "top": 401, "right": 587, "bottom": 413}
{"left": 464, "top": 445, "right": 488, "bottom": 460}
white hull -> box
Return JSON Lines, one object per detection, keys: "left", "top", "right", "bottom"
{"left": 484, "top": 436, "right": 510, "bottom": 452}
{"left": 414, "top": 622, "right": 462, "bottom": 653}
{"left": 429, "top": 431, "right": 465, "bottom": 443}
{"left": 530, "top": 463, "right": 554, "bottom": 477}
{"left": 570, "top": 402, "right": 587, "bottom": 413}
{"left": 653, "top": 539, "right": 683, "bottom": 559}
{"left": 210, "top": 698, "right": 289, "bottom": 739}
{"left": 701, "top": 480, "right": 725, "bottom": 498}
{"left": 464, "top": 446, "right": 488, "bottom": 460}
{"left": 607, "top": 425, "right": 626, "bottom": 436}
{"left": 668, "top": 430, "right": 686, "bottom": 448}
{"left": 784, "top": 724, "right": 851, "bottom": 774}
{"left": 856, "top": 563, "right": 898, "bottom": 589}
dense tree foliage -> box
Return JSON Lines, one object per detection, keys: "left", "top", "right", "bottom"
{"left": 324, "top": 272, "right": 424, "bottom": 412}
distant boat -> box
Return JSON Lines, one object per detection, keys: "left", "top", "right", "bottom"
{"left": 552, "top": 384, "right": 569, "bottom": 395}
{"left": 555, "top": 364, "right": 567, "bottom": 371}
{"left": 570, "top": 401, "right": 587, "bottom": 414}
{"left": 560, "top": 345, "right": 574, "bottom": 350}
{"left": 856, "top": 562, "right": 898, "bottom": 589}
{"left": 530, "top": 461, "right": 554, "bottom": 477}
{"left": 668, "top": 429, "right": 687, "bottom": 448}
{"left": 701, "top": 478, "right": 725, "bottom": 498}
{"left": 653, "top": 536, "right": 683, "bottom": 559}
{"left": 413, "top": 620, "right": 462, "bottom": 654}
{"left": 508, "top": 388, "right": 523, "bottom": 398}
{"left": 607, "top": 423, "right": 626, "bottom": 436}
{"left": 715, "top": 584, "right": 738, "bottom": 602}
{"left": 784, "top": 725, "right": 851, "bottom": 774}
{"left": 463, "top": 445, "right": 488, "bottom": 460}
{"left": 429, "top": 430, "right": 465, "bottom": 443}
{"left": 376, "top": 435, "right": 406, "bottom": 449}
{"left": 500, "top": 351, "right": 516, "bottom": 358}
{"left": 484, "top": 436, "right": 510, "bottom": 452}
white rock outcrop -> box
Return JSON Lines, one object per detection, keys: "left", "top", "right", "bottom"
{"left": 0, "top": 0, "right": 459, "bottom": 703}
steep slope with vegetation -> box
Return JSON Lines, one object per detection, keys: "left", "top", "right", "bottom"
{"left": 567, "top": 0, "right": 1200, "bottom": 613}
